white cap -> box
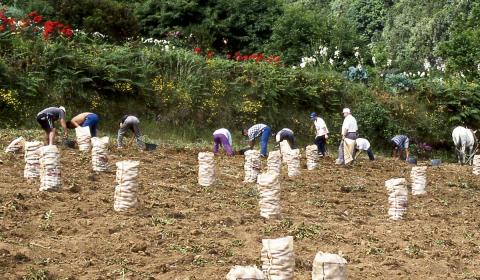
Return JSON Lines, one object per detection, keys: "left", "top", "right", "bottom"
{"left": 59, "top": 106, "right": 66, "bottom": 113}
{"left": 342, "top": 108, "right": 351, "bottom": 114}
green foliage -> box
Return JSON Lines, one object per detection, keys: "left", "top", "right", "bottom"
{"left": 384, "top": 73, "right": 414, "bottom": 94}
{"left": 48, "top": 0, "right": 139, "bottom": 40}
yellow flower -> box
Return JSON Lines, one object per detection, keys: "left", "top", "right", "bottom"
{"left": 0, "top": 89, "right": 21, "bottom": 110}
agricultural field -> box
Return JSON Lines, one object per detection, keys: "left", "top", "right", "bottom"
{"left": 0, "top": 137, "right": 480, "bottom": 279}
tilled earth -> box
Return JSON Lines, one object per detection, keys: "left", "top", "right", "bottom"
{"left": 0, "top": 139, "right": 479, "bottom": 279}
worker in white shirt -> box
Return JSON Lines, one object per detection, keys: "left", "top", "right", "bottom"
{"left": 336, "top": 108, "right": 358, "bottom": 165}
{"left": 213, "top": 128, "right": 233, "bottom": 156}
{"left": 310, "top": 112, "right": 329, "bottom": 156}
{"left": 353, "top": 137, "right": 375, "bottom": 160}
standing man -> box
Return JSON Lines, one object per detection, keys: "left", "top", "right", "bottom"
{"left": 117, "top": 115, "right": 145, "bottom": 149}
{"left": 310, "top": 112, "right": 329, "bottom": 157}
{"left": 213, "top": 128, "right": 233, "bottom": 156}
{"left": 275, "top": 128, "right": 295, "bottom": 149}
{"left": 354, "top": 137, "right": 375, "bottom": 161}
{"left": 36, "top": 106, "right": 68, "bottom": 145}
{"left": 66, "top": 112, "right": 100, "bottom": 137}
{"left": 391, "top": 134, "right": 410, "bottom": 160}
{"left": 242, "top": 123, "right": 271, "bottom": 157}
{"left": 336, "top": 108, "right": 358, "bottom": 165}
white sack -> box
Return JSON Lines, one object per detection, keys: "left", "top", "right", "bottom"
{"left": 410, "top": 166, "right": 427, "bottom": 195}
{"left": 39, "top": 145, "right": 61, "bottom": 191}
{"left": 267, "top": 150, "right": 282, "bottom": 175}
{"left": 75, "top": 126, "right": 91, "bottom": 152}
{"left": 226, "top": 266, "right": 265, "bottom": 280}
{"left": 257, "top": 171, "right": 281, "bottom": 219}
{"left": 306, "top": 145, "right": 319, "bottom": 170}
{"left": 285, "top": 149, "right": 300, "bottom": 178}
{"left": 5, "top": 137, "right": 24, "bottom": 153}
{"left": 279, "top": 140, "right": 291, "bottom": 163}
{"left": 261, "top": 236, "right": 295, "bottom": 280}
{"left": 24, "top": 141, "right": 42, "bottom": 179}
{"left": 473, "top": 155, "right": 480, "bottom": 175}
{"left": 385, "top": 178, "right": 407, "bottom": 221}
{"left": 312, "top": 252, "right": 347, "bottom": 280}
{"left": 114, "top": 160, "right": 140, "bottom": 212}
{"left": 244, "top": 150, "right": 261, "bottom": 183}
{"left": 91, "top": 137, "right": 109, "bottom": 172}
{"left": 198, "top": 152, "right": 215, "bottom": 186}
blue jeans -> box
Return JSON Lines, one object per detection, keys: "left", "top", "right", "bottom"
{"left": 82, "top": 113, "right": 99, "bottom": 137}
{"left": 259, "top": 126, "right": 271, "bottom": 156}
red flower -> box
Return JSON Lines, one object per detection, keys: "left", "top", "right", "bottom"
{"left": 274, "top": 56, "right": 281, "bottom": 62}
{"left": 0, "top": 25, "right": 4, "bottom": 32}
{"left": 226, "top": 53, "right": 232, "bottom": 59}
{"left": 207, "top": 51, "right": 215, "bottom": 59}
{"left": 234, "top": 51, "right": 241, "bottom": 57}
{"left": 242, "top": 55, "right": 249, "bottom": 61}
{"left": 33, "top": 15, "right": 42, "bottom": 24}
{"left": 256, "top": 54, "right": 264, "bottom": 62}
{"left": 61, "top": 26, "right": 73, "bottom": 38}
{"left": 249, "top": 53, "right": 258, "bottom": 60}
{"left": 194, "top": 47, "right": 201, "bottom": 54}
{"left": 43, "top": 20, "right": 58, "bottom": 39}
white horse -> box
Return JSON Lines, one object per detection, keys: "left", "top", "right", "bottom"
{"left": 452, "top": 126, "right": 477, "bottom": 165}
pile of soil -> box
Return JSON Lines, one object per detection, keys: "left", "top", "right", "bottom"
{"left": 0, "top": 142, "right": 479, "bottom": 279}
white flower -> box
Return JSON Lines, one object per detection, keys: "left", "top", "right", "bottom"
{"left": 354, "top": 51, "right": 360, "bottom": 58}
{"left": 420, "top": 72, "right": 425, "bottom": 77}
{"left": 343, "top": 61, "right": 347, "bottom": 65}
{"left": 300, "top": 62, "right": 306, "bottom": 68}
{"left": 319, "top": 47, "right": 328, "bottom": 57}
{"left": 387, "top": 59, "right": 392, "bottom": 67}
{"left": 380, "top": 73, "right": 384, "bottom": 77}
{"left": 292, "top": 66, "right": 297, "bottom": 69}
{"left": 424, "top": 59, "right": 431, "bottom": 71}
{"left": 334, "top": 50, "right": 340, "bottom": 58}
{"left": 354, "top": 46, "right": 359, "bottom": 51}
{"left": 357, "top": 64, "right": 363, "bottom": 70}
{"left": 329, "top": 58, "right": 334, "bottom": 65}
{"left": 164, "top": 45, "right": 170, "bottom": 51}
{"left": 372, "top": 56, "right": 376, "bottom": 65}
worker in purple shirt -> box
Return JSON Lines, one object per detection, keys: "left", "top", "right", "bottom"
{"left": 213, "top": 128, "right": 233, "bottom": 156}
{"left": 242, "top": 123, "right": 271, "bottom": 157}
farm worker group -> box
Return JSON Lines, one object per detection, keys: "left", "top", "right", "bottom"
{"left": 36, "top": 106, "right": 145, "bottom": 149}
{"left": 35, "top": 105, "right": 414, "bottom": 163}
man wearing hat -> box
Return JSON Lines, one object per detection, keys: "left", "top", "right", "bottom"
{"left": 36, "top": 106, "right": 68, "bottom": 145}
{"left": 310, "top": 112, "right": 329, "bottom": 157}
{"left": 336, "top": 108, "right": 358, "bottom": 165}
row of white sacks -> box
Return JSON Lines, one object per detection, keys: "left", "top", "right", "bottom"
{"left": 197, "top": 143, "right": 320, "bottom": 187}
{"left": 226, "top": 236, "right": 348, "bottom": 280}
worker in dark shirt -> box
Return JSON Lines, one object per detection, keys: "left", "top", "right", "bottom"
{"left": 36, "top": 106, "right": 68, "bottom": 145}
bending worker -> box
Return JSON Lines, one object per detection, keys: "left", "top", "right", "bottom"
{"left": 243, "top": 123, "right": 271, "bottom": 157}
{"left": 213, "top": 128, "right": 233, "bottom": 156}
{"left": 66, "top": 112, "right": 99, "bottom": 137}
{"left": 36, "top": 106, "right": 68, "bottom": 145}
{"left": 275, "top": 128, "right": 295, "bottom": 149}
{"left": 391, "top": 134, "right": 410, "bottom": 160}
{"left": 353, "top": 137, "right": 375, "bottom": 161}
{"left": 117, "top": 115, "right": 145, "bottom": 149}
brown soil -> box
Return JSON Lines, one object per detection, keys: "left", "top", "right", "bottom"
{"left": 1, "top": 143, "right": 479, "bottom": 280}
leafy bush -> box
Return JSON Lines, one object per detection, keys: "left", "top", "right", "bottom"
{"left": 384, "top": 73, "right": 414, "bottom": 94}
{"left": 346, "top": 65, "right": 368, "bottom": 83}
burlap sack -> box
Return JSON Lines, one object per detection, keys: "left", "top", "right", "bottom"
{"left": 267, "top": 150, "right": 282, "bottom": 175}
{"left": 244, "top": 150, "right": 261, "bottom": 183}
{"left": 343, "top": 138, "right": 355, "bottom": 165}
{"left": 75, "top": 126, "right": 91, "bottom": 152}
{"left": 257, "top": 171, "right": 281, "bottom": 219}
{"left": 91, "top": 137, "right": 109, "bottom": 172}
{"left": 198, "top": 152, "right": 215, "bottom": 186}
{"left": 39, "top": 145, "right": 61, "bottom": 191}
{"left": 305, "top": 145, "right": 319, "bottom": 170}
{"left": 410, "top": 166, "right": 427, "bottom": 195}
{"left": 385, "top": 178, "right": 407, "bottom": 220}
{"left": 285, "top": 149, "right": 300, "bottom": 178}
{"left": 114, "top": 160, "right": 140, "bottom": 212}
{"left": 261, "top": 236, "right": 295, "bottom": 280}
{"left": 473, "top": 155, "right": 480, "bottom": 175}
{"left": 24, "top": 141, "right": 42, "bottom": 179}
{"left": 312, "top": 252, "right": 347, "bottom": 280}
{"left": 5, "top": 137, "right": 24, "bottom": 153}
{"left": 226, "top": 266, "right": 265, "bottom": 280}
